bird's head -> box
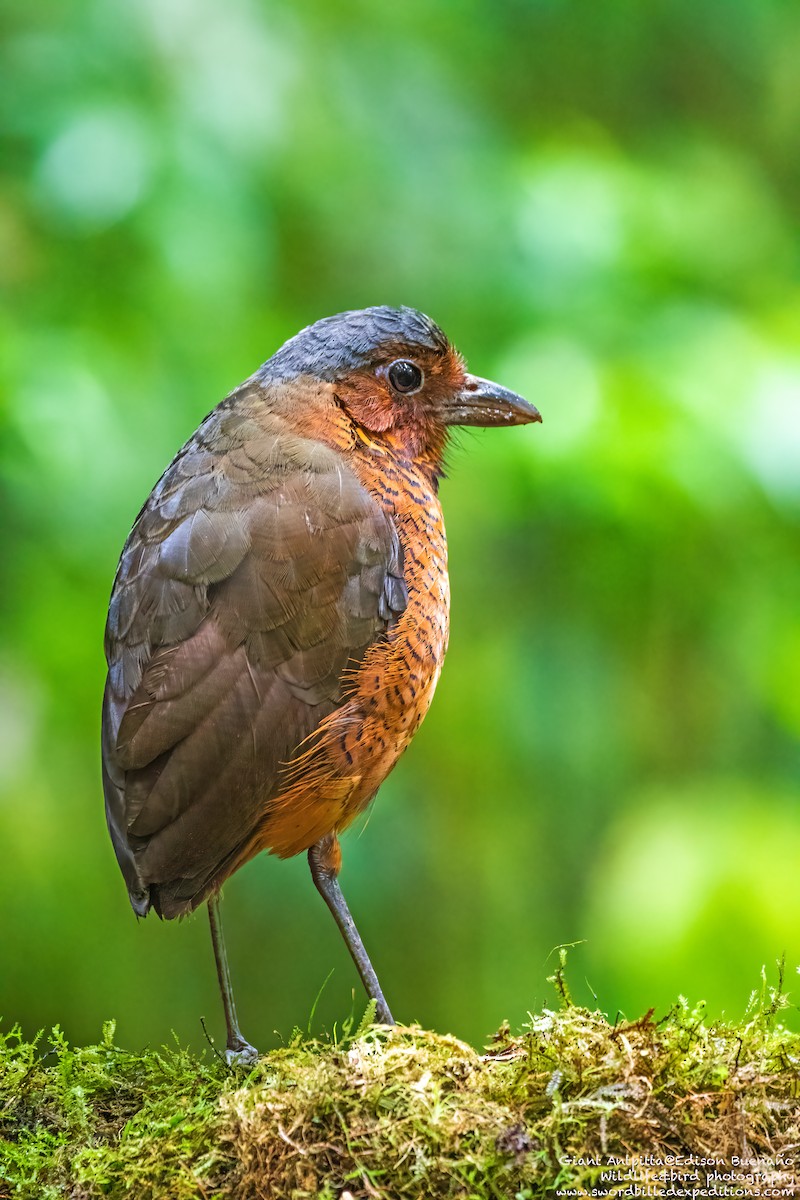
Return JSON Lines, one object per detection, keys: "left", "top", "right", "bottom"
{"left": 258, "top": 306, "right": 541, "bottom": 473}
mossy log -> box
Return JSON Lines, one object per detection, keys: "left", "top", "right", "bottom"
{"left": 2, "top": 967, "right": 798, "bottom": 1199}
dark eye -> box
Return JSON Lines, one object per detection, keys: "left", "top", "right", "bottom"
{"left": 387, "top": 359, "right": 423, "bottom": 394}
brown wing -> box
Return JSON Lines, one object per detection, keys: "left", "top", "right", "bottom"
{"left": 102, "top": 393, "right": 406, "bottom": 919}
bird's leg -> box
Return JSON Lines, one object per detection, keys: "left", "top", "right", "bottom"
{"left": 207, "top": 893, "right": 259, "bottom": 1065}
{"left": 308, "top": 834, "right": 394, "bottom": 1026}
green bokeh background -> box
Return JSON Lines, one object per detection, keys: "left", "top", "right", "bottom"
{"left": 1, "top": 0, "right": 798, "bottom": 1054}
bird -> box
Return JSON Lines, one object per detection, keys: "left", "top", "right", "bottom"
{"left": 101, "top": 306, "right": 541, "bottom": 1062}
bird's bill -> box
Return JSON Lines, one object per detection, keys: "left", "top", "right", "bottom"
{"left": 442, "top": 374, "right": 542, "bottom": 427}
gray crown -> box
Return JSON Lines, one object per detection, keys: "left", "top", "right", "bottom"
{"left": 259, "top": 306, "right": 449, "bottom": 383}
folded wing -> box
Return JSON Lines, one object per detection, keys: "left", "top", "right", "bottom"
{"left": 102, "top": 392, "right": 407, "bottom": 918}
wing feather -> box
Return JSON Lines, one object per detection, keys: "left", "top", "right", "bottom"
{"left": 102, "top": 391, "right": 406, "bottom": 917}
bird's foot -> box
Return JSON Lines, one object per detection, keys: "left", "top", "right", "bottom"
{"left": 225, "top": 1035, "right": 259, "bottom": 1067}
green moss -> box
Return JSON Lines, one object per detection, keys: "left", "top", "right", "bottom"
{"left": 2, "top": 963, "right": 798, "bottom": 1199}
{"left": 0, "top": 1019, "right": 232, "bottom": 1199}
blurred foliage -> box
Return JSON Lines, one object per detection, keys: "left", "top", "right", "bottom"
{"left": 0, "top": 0, "right": 798, "bottom": 1054}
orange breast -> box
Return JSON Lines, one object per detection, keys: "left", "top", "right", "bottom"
{"left": 261, "top": 444, "right": 450, "bottom": 859}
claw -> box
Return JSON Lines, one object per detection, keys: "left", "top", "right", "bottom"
{"left": 225, "top": 1037, "right": 259, "bottom": 1067}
